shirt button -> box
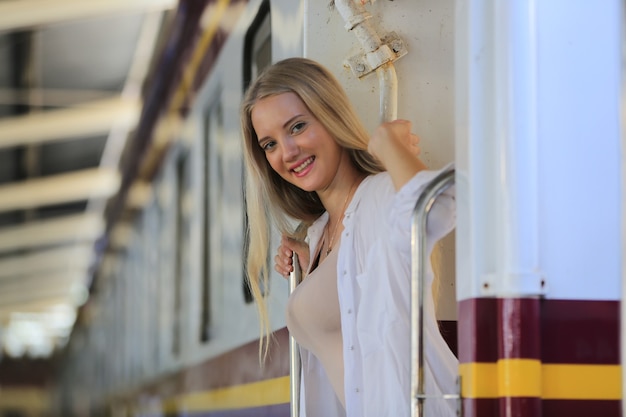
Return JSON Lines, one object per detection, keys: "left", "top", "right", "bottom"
{"left": 345, "top": 232, "right": 350, "bottom": 237}
{"left": 349, "top": 345, "right": 354, "bottom": 350}
{"left": 343, "top": 270, "right": 347, "bottom": 275}
{"left": 347, "top": 309, "right": 352, "bottom": 314}
{"left": 355, "top": 388, "right": 360, "bottom": 393}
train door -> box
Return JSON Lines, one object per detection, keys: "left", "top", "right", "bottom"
{"left": 303, "top": 0, "right": 458, "bottom": 346}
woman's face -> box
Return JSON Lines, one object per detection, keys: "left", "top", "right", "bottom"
{"left": 251, "top": 92, "right": 347, "bottom": 193}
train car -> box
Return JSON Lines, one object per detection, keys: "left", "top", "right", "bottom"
{"left": 52, "top": 1, "right": 623, "bottom": 417}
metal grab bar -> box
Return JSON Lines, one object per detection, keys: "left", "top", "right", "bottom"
{"left": 289, "top": 253, "right": 303, "bottom": 417}
{"left": 410, "top": 168, "right": 459, "bottom": 417}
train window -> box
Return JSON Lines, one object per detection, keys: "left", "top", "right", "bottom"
{"left": 201, "top": 98, "right": 223, "bottom": 342}
{"left": 155, "top": 176, "right": 173, "bottom": 368}
{"left": 242, "top": 0, "right": 272, "bottom": 304}
{"left": 173, "top": 150, "right": 190, "bottom": 355}
{"left": 142, "top": 197, "right": 161, "bottom": 376}
{"left": 243, "top": 0, "right": 271, "bottom": 91}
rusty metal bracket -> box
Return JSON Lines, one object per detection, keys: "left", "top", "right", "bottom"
{"left": 345, "top": 31, "right": 408, "bottom": 78}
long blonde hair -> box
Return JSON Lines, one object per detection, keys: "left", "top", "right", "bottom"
{"left": 240, "top": 58, "right": 383, "bottom": 360}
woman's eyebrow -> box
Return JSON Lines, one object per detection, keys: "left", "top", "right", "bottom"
{"left": 282, "top": 114, "right": 304, "bottom": 129}
{"left": 257, "top": 114, "right": 305, "bottom": 144}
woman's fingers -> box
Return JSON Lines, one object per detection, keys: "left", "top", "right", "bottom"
{"left": 283, "top": 236, "right": 310, "bottom": 274}
{"left": 409, "top": 133, "right": 421, "bottom": 156}
{"left": 274, "top": 245, "right": 293, "bottom": 278}
{"left": 274, "top": 235, "right": 310, "bottom": 279}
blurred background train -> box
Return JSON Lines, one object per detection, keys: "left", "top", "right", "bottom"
{"left": 0, "top": 0, "right": 622, "bottom": 416}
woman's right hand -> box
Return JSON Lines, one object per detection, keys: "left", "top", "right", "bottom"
{"left": 274, "top": 235, "right": 310, "bottom": 278}
{"left": 368, "top": 119, "right": 428, "bottom": 191}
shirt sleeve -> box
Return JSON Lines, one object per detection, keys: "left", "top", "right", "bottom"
{"left": 387, "top": 164, "right": 456, "bottom": 257}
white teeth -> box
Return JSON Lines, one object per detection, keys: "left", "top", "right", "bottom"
{"left": 293, "top": 157, "right": 314, "bottom": 173}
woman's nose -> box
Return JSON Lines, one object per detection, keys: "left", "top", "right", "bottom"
{"left": 282, "top": 136, "right": 299, "bottom": 161}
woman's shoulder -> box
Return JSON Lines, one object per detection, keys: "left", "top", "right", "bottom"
{"left": 361, "top": 171, "right": 393, "bottom": 193}
{"left": 353, "top": 172, "right": 395, "bottom": 214}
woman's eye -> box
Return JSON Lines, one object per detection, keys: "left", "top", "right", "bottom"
{"left": 291, "top": 121, "right": 306, "bottom": 135}
{"left": 261, "top": 141, "right": 276, "bottom": 151}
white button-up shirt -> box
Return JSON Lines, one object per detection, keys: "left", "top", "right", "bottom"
{"left": 299, "top": 167, "right": 458, "bottom": 417}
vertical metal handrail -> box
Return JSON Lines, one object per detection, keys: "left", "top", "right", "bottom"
{"left": 410, "top": 168, "right": 458, "bottom": 417}
{"left": 289, "top": 253, "right": 303, "bottom": 417}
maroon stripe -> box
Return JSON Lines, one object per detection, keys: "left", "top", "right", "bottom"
{"left": 499, "top": 397, "right": 541, "bottom": 416}
{"left": 458, "top": 298, "right": 620, "bottom": 364}
{"left": 462, "top": 398, "right": 498, "bottom": 417}
{"left": 542, "top": 400, "right": 621, "bottom": 416}
{"left": 498, "top": 298, "right": 541, "bottom": 360}
{"left": 458, "top": 297, "right": 499, "bottom": 363}
{"left": 541, "top": 299, "right": 619, "bottom": 364}
{"left": 463, "top": 399, "right": 621, "bottom": 417}
{"left": 464, "top": 398, "right": 542, "bottom": 417}
{"left": 137, "top": 328, "right": 289, "bottom": 400}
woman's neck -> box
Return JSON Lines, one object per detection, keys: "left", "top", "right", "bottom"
{"left": 315, "top": 172, "right": 361, "bottom": 259}
{"left": 320, "top": 172, "right": 363, "bottom": 221}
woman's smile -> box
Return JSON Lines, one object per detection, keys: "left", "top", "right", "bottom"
{"left": 291, "top": 156, "right": 316, "bottom": 176}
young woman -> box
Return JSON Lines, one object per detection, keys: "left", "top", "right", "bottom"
{"left": 241, "top": 57, "right": 457, "bottom": 416}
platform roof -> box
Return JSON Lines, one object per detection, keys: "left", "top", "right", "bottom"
{"left": 0, "top": 0, "right": 176, "bottom": 359}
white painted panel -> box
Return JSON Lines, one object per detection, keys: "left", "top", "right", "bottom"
{"left": 455, "top": 0, "right": 622, "bottom": 301}
{"left": 536, "top": 0, "right": 621, "bottom": 300}
{"left": 304, "top": 0, "right": 455, "bottom": 168}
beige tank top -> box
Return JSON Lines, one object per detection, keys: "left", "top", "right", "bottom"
{"left": 286, "top": 243, "right": 345, "bottom": 408}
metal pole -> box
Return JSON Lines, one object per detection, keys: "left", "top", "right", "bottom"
{"left": 410, "top": 168, "right": 456, "bottom": 417}
{"left": 289, "top": 253, "right": 302, "bottom": 417}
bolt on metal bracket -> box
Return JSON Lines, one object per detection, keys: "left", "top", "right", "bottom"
{"left": 345, "top": 31, "right": 408, "bottom": 78}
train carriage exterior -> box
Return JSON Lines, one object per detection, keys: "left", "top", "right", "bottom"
{"left": 53, "top": 1, "right": 623, "bottom": 417}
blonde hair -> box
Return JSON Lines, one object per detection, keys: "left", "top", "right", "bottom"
{"left": 241, "top": 58, "right": 383, "bottom": 361}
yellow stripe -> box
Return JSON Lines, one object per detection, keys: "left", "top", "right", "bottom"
{"left": 153, "top": 361, "right": 621, "bottom": 413}
{"left": 0, "top": 387, "right": 50, "bottom": 412}
{"left": 498, "top": 359, "right": 542, "bottom": 397}
{"left": 169, "top": 0, "right": 231, "bottom": 113}
{"left": 459, "top": 362, "right": 499, "bottom": 398}
{"left": 460, "top": 361, "right": 622, "bottom": 400}
{"left": 162, "top": 376, "right": 290, "bottom": 413}
{"left": 542, "top": 364, "right": 622, "bottom": 400}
